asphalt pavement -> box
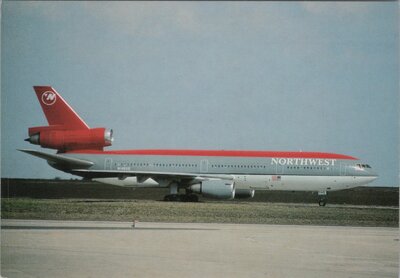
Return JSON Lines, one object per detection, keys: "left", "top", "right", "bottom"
{"left": 1, "top": 219, "right": 398, "bottom": 278}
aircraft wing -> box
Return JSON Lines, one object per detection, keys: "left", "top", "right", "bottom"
{"left": 19, "top": 149, "right": 233, "bottom": 183}
{"left": 71, "top": 169, "right": 234, "bottom": 182}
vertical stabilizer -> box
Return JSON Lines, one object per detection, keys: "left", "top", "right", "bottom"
{"left": 33, "top": 86, "right": 89, "bottom": 130}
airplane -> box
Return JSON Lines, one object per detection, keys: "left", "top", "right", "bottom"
{"left": 21, "top": 86, "right": 378, "bottom": 206}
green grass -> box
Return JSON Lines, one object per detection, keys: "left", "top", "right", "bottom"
{"left": 2, "top": 198, "right": 398, "bottom": 227}
{"left": 2, "top": 179, "right": 398, "bottom": 206}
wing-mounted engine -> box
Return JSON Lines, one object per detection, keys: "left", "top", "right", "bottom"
{"left": 189, "top": 179, "right": 235, "bottom": 200}
{"left": 25, "top": 125, "right": 113, "bottom": 152}
{"left": 234, "top": 189, "right": 255, "bottom": 199}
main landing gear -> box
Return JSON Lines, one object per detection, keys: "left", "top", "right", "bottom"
{"left": 163, "top": 182, "right": 199, "bottom": 202}
{"left": 163, "top": 194, "right": 199, "bottom": 202}
{"left": 318, "top": 191, "right": 327, "bottom": 207}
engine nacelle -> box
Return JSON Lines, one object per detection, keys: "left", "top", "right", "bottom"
{"left": 234, "top": 189, "right": 255, "bottom": 199}
{"left": 189, "top": 180, "right": 235, "bottom": 200}
{"left": 26, "top": 126, "right": 113, "bottom": 151}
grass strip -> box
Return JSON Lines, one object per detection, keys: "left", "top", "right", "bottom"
{"left": 1, "top": 198, "right": 398, "bottom": 227}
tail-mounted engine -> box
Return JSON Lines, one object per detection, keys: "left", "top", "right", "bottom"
{"left": 26, "top": 126, "right": 113, "bottom": 152}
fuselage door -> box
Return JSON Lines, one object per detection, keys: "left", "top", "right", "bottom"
{"left": 276, "top": 164, "right": 284, "bottom": 175}
{"left": 105, "top": 158, "right": 113, "bottom": 170}
{"left": 200, "top": 159, "right": 209, "bottom": 173}
{"left": 340, "top": 163, "right": 346, "bottom": 176}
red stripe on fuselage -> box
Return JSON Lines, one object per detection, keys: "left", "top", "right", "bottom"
{"left": 65, "top": 149, "right": 358, "bottom": 160}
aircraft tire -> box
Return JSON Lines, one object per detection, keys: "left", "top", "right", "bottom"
{"left": 186, "top": 194, "right": 199, "bottom": 202}
{"left": 164, "top": 194, "right": 179, "bottom": 202}
{"left": 164, "top": 194, "right": 198, "bottom": 202}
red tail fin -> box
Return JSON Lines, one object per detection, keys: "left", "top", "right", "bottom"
{"left": 33, "top": 86, "right": 89, "bottom": 130}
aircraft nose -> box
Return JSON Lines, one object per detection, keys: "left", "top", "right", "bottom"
{"left": 364, "top": 165, "right": 378, "bottom": 179}
{"left": 369, "top": 175, "right": 378, "bottom": 182}
{"left": 367, "top": 172, "right": 379, "bottom": 183}
{"left": 370, "top": 169, "right": 379, "bottom": 177}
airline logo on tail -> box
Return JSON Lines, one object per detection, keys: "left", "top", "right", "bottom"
{"left": 41, "top": 91, "right": 57, "bottom": 105}
{"left": 33, "top": 86, "right": 89, "bottom": 130}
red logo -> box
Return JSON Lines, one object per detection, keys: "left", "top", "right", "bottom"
{"left": 41, "top": 91, "right": 57, "bottom": 105}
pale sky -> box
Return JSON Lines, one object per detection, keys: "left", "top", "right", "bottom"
{"left": 1, "top": 2, "right": 399, "bottom": 186}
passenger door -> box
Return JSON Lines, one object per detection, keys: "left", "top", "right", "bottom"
{"left": 200, "top": 159, "right": 209, "bottom": 173}
{"left": 340, "top": 163, "right": 346, "bottom": 176}
{"left": 105, "top": 158, "right": 113, "bottom": 170}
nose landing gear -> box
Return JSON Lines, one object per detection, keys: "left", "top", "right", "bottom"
{"left": 318, "top": 191, "right": 327, "bottom": 206}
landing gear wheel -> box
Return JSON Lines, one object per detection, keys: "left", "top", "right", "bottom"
{"left": 317, "top": 191, "right": 328, "bottom": 207}
{"left": 186, "top": 194, "right": 198, "bottom": 202}
{"left": 163, "top": 194, "right": 198, "bottom": 202}
{"left": 164, "top": 194, "right": 180, "bottom": 202}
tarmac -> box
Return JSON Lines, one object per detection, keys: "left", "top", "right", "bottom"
{"left": 1, "top": 219, "right": 398, "bottom": 278}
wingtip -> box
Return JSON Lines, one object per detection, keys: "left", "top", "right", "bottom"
{"left": 17, "top": 149, "right": 37, "bottom": 154}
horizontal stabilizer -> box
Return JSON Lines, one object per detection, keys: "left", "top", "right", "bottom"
{"left": 18, "top": 149, "right": 94, "bottom": 168}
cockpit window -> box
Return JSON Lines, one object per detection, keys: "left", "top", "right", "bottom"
{"left": 356, "top": 164, "right": 371, "bottom": 169}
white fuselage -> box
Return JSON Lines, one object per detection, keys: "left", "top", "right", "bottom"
{"left": 61, "top": 150, "right": 378, "bottom": 193}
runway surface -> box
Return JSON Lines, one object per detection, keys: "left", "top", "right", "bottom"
{"left": 1, "top": 219, "right": 398, "bottom": 278}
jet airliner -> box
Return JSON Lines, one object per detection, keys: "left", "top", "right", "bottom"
{"left": 21, "top": 86, "right": 378, "bottom": 206}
